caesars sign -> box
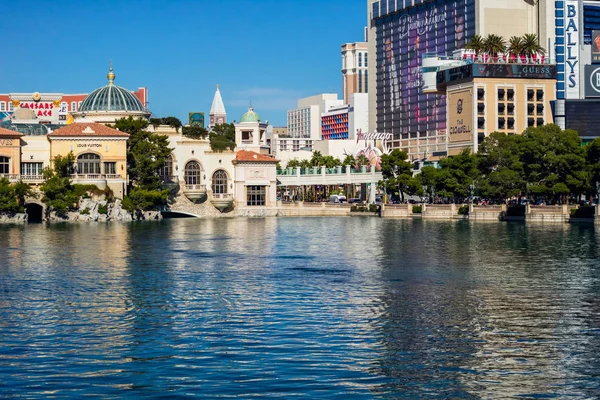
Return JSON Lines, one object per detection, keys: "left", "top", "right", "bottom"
{"left": 448, "top": 89, "right": 472, "bottom": 141}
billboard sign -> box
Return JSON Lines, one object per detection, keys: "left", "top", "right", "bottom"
{"left": 189, "top": 112, "right": 204, "bottom": 127}
{"left": 585, "top": 65, "right": 600, "bottom": 97}
{"left": 592, "top": 30, "right": 600, "bottom": 64}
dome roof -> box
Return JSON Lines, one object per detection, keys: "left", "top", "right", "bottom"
{"left": 79, "top": 64, "right": 146, "bottom": 113}
{"left": 12, "top": 107, "right": 37, "bottom": 121}
{"left": 240, "top": 107, "right": 260, "bottom": 123}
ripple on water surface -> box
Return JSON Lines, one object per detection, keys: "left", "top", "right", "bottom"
{"left": 0, "top": 218, "right": 599, "bottom": 398}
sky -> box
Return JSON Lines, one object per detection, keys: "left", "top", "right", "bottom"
{"left": 0, "top": 0, "right": 367, "bottom": 126}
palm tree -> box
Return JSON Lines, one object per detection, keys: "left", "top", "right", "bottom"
{"left": 465, "top": 34, "right": 484, "bottom": 57}
{"left": 507, "top": 36, "right": 524, "bottom": 62}
{"left": 310, "top": 150, "right": 324, "bottom": 167}
{"left": 521, "top": 33, "right": 546, "bottom": 57}
{"left": 483, "top": 34, "right": 506, "bottom": 59}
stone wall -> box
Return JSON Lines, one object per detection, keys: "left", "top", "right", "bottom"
{"left": 381, "top": 204, "right": 411, "bottom": 218}
{"left": 0, "top": 213, "right": 28, "bottom": 224}
{"left": 46, "top": 199, "right": 139, "bottom": 222}
{"left": 277, "top": 202, "right": 351, "bottom": 217}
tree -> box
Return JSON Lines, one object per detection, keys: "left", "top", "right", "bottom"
{"left": 342, "top": 154, "right": 355, "bottom": 167}
{"left": 483, "top": 34, "right": 506, "bottom": 58}
{"left": 436, "top": 149, "right": 481, "bottom": 201}
{"left": 182, "top": 125, "right": 208, "bottom": 140}
{"left": 209, "top": 123, "right": 236, "bottom": 152}
{"left": 52, "top": 152, "right": 76, "bottom": 178}
{"left": 150, "top": 116, "right": 182, "bottom": 129}
{"left": 113, "top": 116, "right": 173, "bottom": 211}
{"left": 418, "top": 166, "right": 439, "bottom": 203}
{"left": 507, "top": 36, "right": 524, "bottom": 60}
{"left": 465, "top": 34, "right": 484, "bottom": 57}
{"left": 310, "top": 151, "right": 325, "bottom": 167}
{"left": 286, "top": 159, "right": 300, "bottom": 169}
{"left": 586, "top": 138, "right": 600, "bottom": 197}
{"left": 380, "top": 149, "right": 419, "bottom": 202}
{"left": 520, "top": 33, "right": 545, "bottom": 57}
{"left": 0, "top": 179, "right": 33, "bottom": 213}
{"left": 356, "top": 154, "right": 370, "bottom": 169}
{"left": 114, "top": 117, "right": 173, "bottom": 191}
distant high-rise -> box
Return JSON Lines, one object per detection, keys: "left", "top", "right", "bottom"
{"left": 341, "top": 35, "right": 368, "bottom": 104}
{"left": 209, "top": 85, "right": 226, "bottom": 127}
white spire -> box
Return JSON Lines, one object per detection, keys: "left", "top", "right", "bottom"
{"left": 210, "top": 84, "right": 226, "bottom": 116}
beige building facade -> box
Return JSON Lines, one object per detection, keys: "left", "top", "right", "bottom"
{"left": 437, "top": 64, "right": 557, "bottom": 156}
{"left": 342, "top": 41, "right": 368, "bottom": 104}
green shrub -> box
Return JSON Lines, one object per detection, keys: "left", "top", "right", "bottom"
{"left": 124, "top": 188, "right": 169, "bottom": 212}
{"left": 458, "top": 205, "right": 469, "bottom": 215}
{"left": 98, "top": 204, "right": 108, "bottom": 215}
{"left": 412, "top": 205, "right": 422, "bottom": 214}
{"left": 368, "top": 204, "right": 380, "bottom": 213}
{"left": 80, "top": 208, "right": 90, "bottom": 215}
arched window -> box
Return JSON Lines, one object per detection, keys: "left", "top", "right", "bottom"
{"left": 212, "top": 170, "right": 228, "bottom": 194}
{"left": 0, "top": 156, "right": 9, "bottom": 174}
{"left": 358, "top": 52, "right": 362, "bottom": 67}
{"left": 364, "top": 52, "right": 368, "bottom": 67}
{"left": 77, "top": 153, "right": 101, "bottom": 175}
{"left": 184, "top": 160, "right": 201, "bottom": 185}
{"left": 158, "top": 155, "right": 173, "bottom": 180}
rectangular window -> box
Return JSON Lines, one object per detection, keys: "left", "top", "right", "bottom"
{"left": 247, "top": 185, "right": 265, "bottom": 206}
{"left": 21, "top": 162, "right": 44, "bottom": 176}
{"left": 71, "top": 102, "right": 77, "bottom": 112}
{"left": 8, "top": 102, "right": 14, "bottom": 111}
{"left": 0, "top": 157, "right": 10, "bottom": 174}
{"left": 0, "top": 102, "right": 5, "bottom": 111}
{"left": 104, "top": 162, "right": 116, "bottom": 175}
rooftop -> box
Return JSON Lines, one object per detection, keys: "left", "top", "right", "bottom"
{"left": 235, "top": 150, "right": 278, "bottom": 163}
{"left": 0, "top": 126, "right": 23, "bottom": 137}
{"left": 48, "top": 123, "right": 130, "bottom": 137}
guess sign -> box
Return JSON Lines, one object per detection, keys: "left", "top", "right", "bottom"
{"left": 19, "top": 102, "right": 55, "bottom": 117}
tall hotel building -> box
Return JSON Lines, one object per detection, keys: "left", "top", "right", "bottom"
{"left": 341, "top": 35, "right": 369, "bottom": 104}
{"left": 368, "top": 0, "right": 552, "bottom": 161}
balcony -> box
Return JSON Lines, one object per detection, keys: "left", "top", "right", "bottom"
{"left": 183, "top": 184, "right": 207, "bottom": 201}
{"left": 160, "top": 175, "right": 179, "bottom": 190}
{"left": 210, "top": 192, "right": 233, "bottom": 211}
{"left": 70, "top": 174, "right": 124, "bottom": 189}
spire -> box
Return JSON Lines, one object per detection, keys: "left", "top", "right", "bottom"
{"left": 107, "top": 60, "right": 115, "bottom": 85}
{"left": 209, "top": 84, "right": 226, "bottom": 116}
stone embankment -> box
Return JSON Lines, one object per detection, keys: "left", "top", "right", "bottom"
{"left": 46, "top": 199, "right": 160, "bottom": 222}
{"left": 0, "top": 213, "right": 29, "bottom": 223}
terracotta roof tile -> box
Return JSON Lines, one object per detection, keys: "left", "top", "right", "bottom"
{"left": 235, "top": 150, "right": 278, "bottom": 163}
{"left": 48, "top": 122, "right": 129, "bottom": 138}
{"left": 0, "top": 126, "right": 23, "bottom": 137}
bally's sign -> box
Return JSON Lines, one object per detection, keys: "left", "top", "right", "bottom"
{"left": 584, "top": 65, "right": 600, "bottom": 98}
{"left": 565, "top": 0, "right": 580, "bottom": 99}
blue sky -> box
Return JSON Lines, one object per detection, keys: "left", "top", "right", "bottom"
{"left": 0, "top": 0, "right": 367, "bottom": 126}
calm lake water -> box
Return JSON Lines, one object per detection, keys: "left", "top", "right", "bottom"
{"left": 1, "top": 218, "right": 599, "bottom": 399}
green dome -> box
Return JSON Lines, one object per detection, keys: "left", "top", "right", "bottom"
{"left": 240, "top": 107, "right": 260, "bottom": 123}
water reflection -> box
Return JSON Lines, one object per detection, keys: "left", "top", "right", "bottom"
{"left": 0, "top": 219, "right": 598, "bottom": 398}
